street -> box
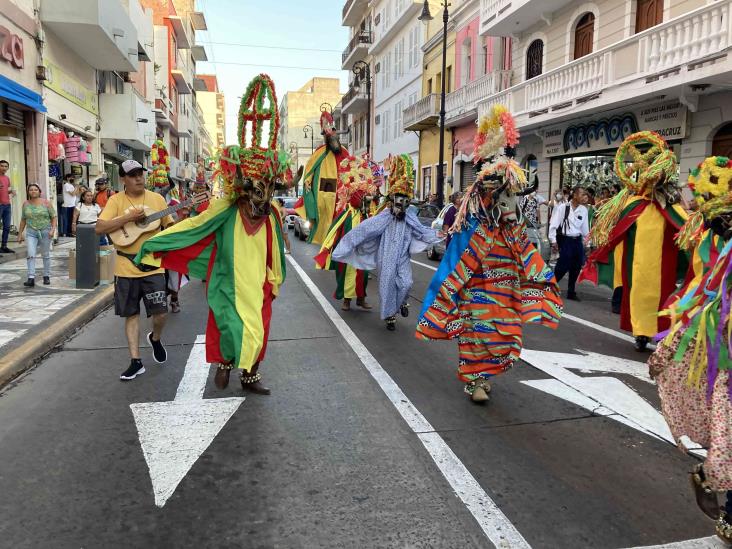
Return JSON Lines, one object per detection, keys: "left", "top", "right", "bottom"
{"left": 0, "top": 235, "right": 723, "bottom": 549}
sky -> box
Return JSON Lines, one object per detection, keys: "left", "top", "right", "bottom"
{"left": 194, "top": 0, "right": 349, "bottom": 144}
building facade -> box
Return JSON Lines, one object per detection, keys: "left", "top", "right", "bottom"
{"left": 195, "top": 74, "right": 225, "bottom": 153}
{"left": 474, "top": 0, "right": 732, "bottom": 209}
{"left": 278, "top": 77, "right": 343, "bottom": 194}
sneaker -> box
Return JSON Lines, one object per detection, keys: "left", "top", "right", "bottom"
{"left": 147, "top": 332, "right": 167, "bottom": 363}
{"left": 400, "top": 303, "right": 410, "bottom": 317}
{"left": 170, "top": 300, "right": 180, "bottom": 313}
{"left": 43, "top": 276, "right": 50, "bottom": 285}
{"left": 0, "top": 246, "right": 13, "bottom": 253}
{"left": 120, "top": 360, "right": 145, "bottom": 381}
{"left": 23, "top": 278, "right": 34, "bottom": 287}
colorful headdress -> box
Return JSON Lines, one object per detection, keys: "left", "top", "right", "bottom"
{"left": 147, "top": 139, "right": 170, "bottom": 190}
{"left": 677, "top": 156, "right": 732, "bottom": 250}
{"left": 335, "top": 155, "right": 378, "bottom": 212}
{"left": 215, "top": 74, "right": 293, "bottom": 199}
{"left": 590, "top": 131, "right": 679, "bottom": 247}
{"left": 386, "top": 154, "right": 414, "bottom": 198}
{"left": 320, "top": 110, "right": 336, "bottom": 138}
{"left": 452, "top": 105, "right": 527, "bottom": 231}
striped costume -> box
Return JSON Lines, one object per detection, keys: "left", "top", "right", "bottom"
{"left": 417, "top": 217, "right": 562, "bottom": 382}
{"left": 136, "top": 197, "right": 285, "bottom": 371}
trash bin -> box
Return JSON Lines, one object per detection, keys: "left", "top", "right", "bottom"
{"left": 75, "top": 224, "right": 100, "bottom": 289}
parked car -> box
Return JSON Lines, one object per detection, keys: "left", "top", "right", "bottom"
{"left": 414, "top": 203, "right": 446, "bottom": 261}
{"left": 293, "top": 216, "right": 311, "bottom": 241}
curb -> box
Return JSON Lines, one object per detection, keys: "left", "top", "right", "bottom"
{"left": 0, "top": 285, "right": 114, "bottom": 388}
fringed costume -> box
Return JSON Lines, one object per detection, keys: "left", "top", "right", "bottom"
{"left": 332, "top": 154, "right": 442, "bottom": 330}
{"left": 137, "top": 74, "right": 300, "bottom": 395}
{"left": 580, "top": 131, "right": 688, "bottom": 351}
{"left": 314, "top": 155, "right": 380, "bottom": 310}
{"left": 416, "top": 105, "right": 562, "bottom": 403}
{"left": 647, "top": 155, "right": 732, "bottom": 544}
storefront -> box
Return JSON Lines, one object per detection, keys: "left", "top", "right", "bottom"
{"left": 541, "top": 100, "right": 688, "bottom": 199}
{"left": 452, "top": 124, "right": 477, "bottom": 193}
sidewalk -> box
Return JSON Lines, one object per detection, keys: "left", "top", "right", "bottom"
{"left": 0, "top": 237, "right": 113, "bottom": 385}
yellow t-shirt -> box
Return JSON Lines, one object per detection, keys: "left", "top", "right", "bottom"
{"left": 99, "top": 190, "right": 174, "bottom": 278}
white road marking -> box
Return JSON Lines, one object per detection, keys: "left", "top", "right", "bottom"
{"left": 626, "top": 537, "right": 727, "bottom": 548}
{"left": 130, "top": 335, "right": 245, "bottom": 507}
{"left": 409, "top": 259, "right": 654, "bottom": 347}
{"left": 519, "top": 349, "right": 706, "bottom": 458}
{"left": 287, "top": 255, "right": 530, "bottom": 549}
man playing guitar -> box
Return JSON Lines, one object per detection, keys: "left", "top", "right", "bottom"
{"left": 96, "top": 160, "right": 175, "bottom": 381}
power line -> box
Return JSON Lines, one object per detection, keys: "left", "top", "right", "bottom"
{"left": 205, "top": 60, "right": 345, "bottom": 72}
{"left": 197, "top": 40, "right": 342, "bottom": 53}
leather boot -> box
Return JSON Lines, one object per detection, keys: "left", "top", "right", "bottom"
{"left": 214, "top": 364, "right": 233, "bottom": 390}
{"left": 240, "top": 362, "right": 270, "bottom": 395}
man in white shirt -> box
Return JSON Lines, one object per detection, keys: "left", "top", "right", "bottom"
{"left": 61, "top": 174, "right": 79, "bottom": 237}
{"left": 549, "top": 186, "right": 589, "bottom": 301}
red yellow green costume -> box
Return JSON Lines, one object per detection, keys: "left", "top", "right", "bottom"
{"left": 580, "top": 131, "right": 688, "bottom": 340}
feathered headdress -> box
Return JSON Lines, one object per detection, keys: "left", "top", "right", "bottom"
{"left": 386, "top": 154, "right": 414, "bottom": 198}
{"left": 676, "top": 156, "right": 732, "bottom": 250}
{"left": 452, "top": 104, "right": 527, "bottom": 232}
{"left": 335, "top": 155, "right": 378, "bottom": 212}
{"left": 215, "top": 74, "right": 293, "bottom": 199}
{"left": 147, "top": 139, "right": 170, "bottom": 190}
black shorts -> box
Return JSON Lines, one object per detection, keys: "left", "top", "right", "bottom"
{"left": 114, "top": 274, "right": 168, "bottom": 318}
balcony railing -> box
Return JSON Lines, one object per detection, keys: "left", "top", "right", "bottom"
{"left": 445, "top": 70, "right": 512, "bottom": 124}
{"left": 480, "top": 0, "right": 511, "bottom": 26}
{"left": 342, "top": 30, "right": 373, "bottom": 65}
{"left": 475, "top": 0, "right": 732, "bottom": 125}
{"left": 343, "top": 0, "right": 357, "bottom": 20}
{"left": 403, "top": 94, "right": 440, "bottom": 131}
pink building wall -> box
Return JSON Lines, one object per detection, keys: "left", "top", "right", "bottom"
{"left": 454, "top": 17, "right": 498, "bottom": 88}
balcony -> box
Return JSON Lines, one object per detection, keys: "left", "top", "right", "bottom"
{"left": 342, "top": 30, "right": 373, "bottom": 69}
{"left": 403, "top": 94, "right": 440, "bottom": 131}
{"left": 167, "top": 15, "right": 191, "bottom": 49}
{"left": 479, "top": 0, "right": 575, "bottom": 37}
{"left": 476, "top": 0, "right": 732, "bottom": 130}
{"left": 191, "top": 11, "right": 208, "bottom": 31}
{"left": 153, "top": 91, "right": 174, "bottom": 127}
{"left": 191, "top": 45, "right": 208, "bottom": 62}
{"left": 40, "top": 0, "right": 138, "bottom": 71}
{"left": 370, "top": 0, "right": 422, "bottom": 56}
{"left": 341, "top": 85, "right": 369, "bottom": 116}
{"left": 343, "top": 0, "right": 369, "bottom": 27}
{"left": 445, "top": 70, "right": 512, "bottom": 126}
{"left": 99, "top": 84, "right": 155, "bottom": 152}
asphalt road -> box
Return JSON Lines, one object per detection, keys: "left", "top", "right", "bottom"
{"left": 0, "top": 232, "right": 724, "bottom": 549}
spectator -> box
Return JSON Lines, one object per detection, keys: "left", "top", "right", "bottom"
{"left": 0, "top": 159, "right": 16, "bottom": 253}
{"left": 442, "top": 192, "right": 462, "bottom": 246}
{"left": 549, "top": 186, "right": 589, "bottom": 301}
{"left": 60, "top": 174, "right": 80, "bottom": 237}
{"left": 94, "top": 177, "right": 114, "bottom": 209}
{"left": 428, "top": 193, "right": 439, "bottom": 206}
{"left": 72, "top": 189, "right": 103, "bottom": 241}
{"left": 17, "top": 183, "right": 57, "bottom": 287}
{"left": 276, "top": 198, "right": 291, "bottom": 254}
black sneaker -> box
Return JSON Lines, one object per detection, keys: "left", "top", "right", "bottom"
{"left": 147, "top": 332, "right": 167, "bottom": 363}
{"left": 0, "top": 246, "right": 13, "bottom": 253}
{"left": 400, "top": 303, "right": 409, "bottom": 317}
{"left": 385, "top": 317, "right": 396, "bottom": 331}
{"left": 23, "top": 278, "right": 34, "bottom": 287}
{"left": 43, "top": 276, "right": 50, "bottom": 285}
{"left": 120, "top": 360, "right": 145, "bottom": 381}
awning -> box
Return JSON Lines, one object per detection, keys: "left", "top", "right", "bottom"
{"left": 0, "top": 74, "right": 46, "bottom": 113}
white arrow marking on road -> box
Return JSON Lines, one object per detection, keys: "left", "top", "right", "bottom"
{"left": 519, "top": 349, "right": 706, "bottom": 457}
{"left": 130, "top": 335, "right": 245, "bottom": 507}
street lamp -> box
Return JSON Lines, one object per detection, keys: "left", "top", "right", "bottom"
{"left": 419, "top": 0, "right": 449, "bottom": 209}
{"left": 303, "top": 124, "right": 314, "bottom": 154}
{"left": 352, "top": 60, "right": 371, "bottom": 158}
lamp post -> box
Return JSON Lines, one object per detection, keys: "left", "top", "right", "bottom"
{"left": 419, "top": 0, "right": 449, "bottom": 209}
{"left": 352, "top": 60, "right": 371, "bottom": 158}
{"left": 303, "top": 125, "right": 314, "bottom": 154}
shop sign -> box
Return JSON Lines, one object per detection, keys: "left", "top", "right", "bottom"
{"left": 43, "top": 61, "right": 98, "bottom": 115}
{"left": 70, "top": 164, "right": 83, "bottom": 176}
{"left": 0, "top": 26, "right": 24, "bottom": 69}
{"left": 116, "top": 142, "right": 133, "bottom": 160}
{"left": 543, "top": 101, "right": 687, "bottom": 158}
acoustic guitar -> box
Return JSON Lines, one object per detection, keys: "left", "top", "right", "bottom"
{"left": 109, "top": 192, "right": 211, "bottom": 247}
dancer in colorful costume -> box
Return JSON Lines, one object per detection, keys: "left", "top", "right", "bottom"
{"left": 647, "top": 155, "right": 732, "bottom": 544}
{"left": 580, "top": 131, "right": 688, "bottom": 351}
{"left": 314, "top": 155, "right": 379, "bottom": 311}
{"left": 332, "top": 154, "right": 442, "bottom": 331}
{"left": 295, "top": 107, "right": 350, "bottom": 245}
{"left": 415, "top": 105, "right": 562, "bottom": 403}
{"left": 136, "top": 74, "right": 298, "bottom": 395}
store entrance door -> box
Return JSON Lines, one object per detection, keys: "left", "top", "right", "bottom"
{"left": 712, "top": 122, "right": 732, "bottom": 157}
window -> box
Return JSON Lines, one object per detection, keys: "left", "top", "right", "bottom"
{"left": 526, "top": 39, "right": 543, "bottom": 80}
{"left": 446, "top": 66, "right": 452, "bottom": 93}
{"left": 409, "top": 92, "right": 417, "bottom": 106}
{"left": 713, "top": 122, "right": 732, "bottom": 157}
{"left": 393, "top": 101, "right": 402, "bottom": 139}
{"left": 501, "top": 37, "right": 513, "bottom": 70}
{"left": 436, "top": 72, "right": 441, "bottom": 93}
{"left": 384, "top": 51, "right": 392, "bottom": 89}
{"left": 384, "top": 1, "right": 391, "bottom": 29}
{"left": 461, "top": 38, "right": 472, "bottom": 87}
{"left": 574, "top": 13, "right": 595, "bottom": 59}
{"left": 381, "top": 110, "right": 391, "bottom": 144}
{"left": 395, "top": 38, "right": 404, "bottom": 78}
{"left": 409, "top": 27, "right": 420, "bottom": 68}
{"left": 427, "top": 78, "right": 433, "bottom": 94}
{"left": 635, "top": 0, "right": 663, "bottom": 33}
{"left": 422, "top": 166, "right": 432, "bottom": 199}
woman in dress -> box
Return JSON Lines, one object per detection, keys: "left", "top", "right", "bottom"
{"left": 17, "top": 183, "right": 57, "bottom": 287}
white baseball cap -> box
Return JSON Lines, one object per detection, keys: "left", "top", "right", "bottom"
{"left": 119, "top": 159, "right": 147, "bottom": 176}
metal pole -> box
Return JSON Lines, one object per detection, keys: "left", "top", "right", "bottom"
{"left": 436, "top": 1, "right": 448, "bottom": 209}
{"left": 366, "top": 66, "right": 371, "bottom": 157}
